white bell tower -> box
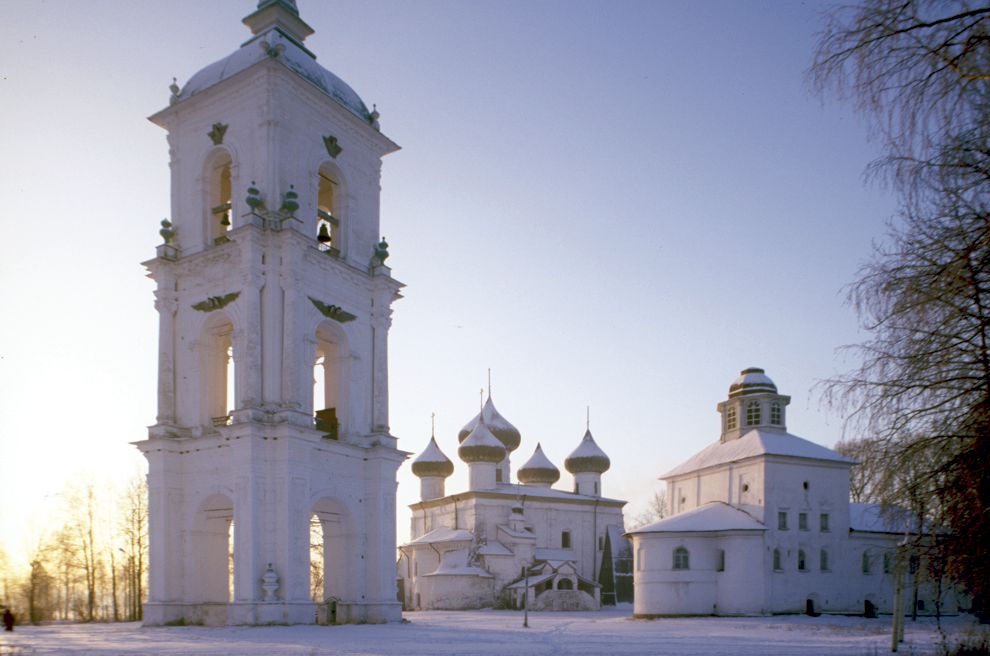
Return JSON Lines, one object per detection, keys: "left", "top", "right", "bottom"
{"left": 135, "top": 0, "right": 405, "bottom": 626}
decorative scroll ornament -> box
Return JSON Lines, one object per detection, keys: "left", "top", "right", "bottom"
{"left": 323, "top": 135, "right": 342, "bottom": 159}
{"left": 309, "top": 296, "right": 357, "bottom": 323}
{"left": 192, "top": 292, "right": 240, "bottom": 312}
{"left": 208, "top": 122, "right": 228, "bottom": 145}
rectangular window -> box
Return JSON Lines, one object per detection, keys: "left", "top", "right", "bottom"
{"left": 820, "top": 549, "right": 830, "bottom": 572}
{"left": 561, "top": 530, "right": 571, "bottom": 549}
{"left": 598, "top": 536, "right": 604, "bottom": 551}
{"left": 717, "top": 549, "right": 725, "bottom": 572}
{"left": 778, "top": 511, "right": 788, "bottom": 530}
{"left": 883, "top": 552, "right": 893, "bottom": 574}
{"left": 799, "top": 512, "right": 808, "bottom": 530}
{"left": 820, "top": 513, "right": 830, "bottom": 532}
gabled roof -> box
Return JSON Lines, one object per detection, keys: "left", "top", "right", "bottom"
{"left": 664, "top": 429, "right": 854, "bottom": 478}
{"left": 404, "top": 527, "right": 474, "bottom": 546}
{"left": 627, "top": 502, "right": 766, "bottom": 535}
{"left": 425, "top": 564, "right": 492, "bottom": 578}
{"left": 477, "top": 541, "right": 513, "bottom": 556}
{"left": 535, "top": 548, "right": 574, "bottom": 562}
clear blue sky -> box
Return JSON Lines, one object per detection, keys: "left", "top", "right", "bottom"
{"left": 0, "top": 0, "right": 895, "bottom": 560}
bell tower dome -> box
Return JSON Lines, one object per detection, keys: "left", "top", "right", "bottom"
{"left": 136, "top": 1, "right": 404, "bottom": 627}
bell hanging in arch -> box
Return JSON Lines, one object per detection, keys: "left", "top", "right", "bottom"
{"left": 317, "top": 223, "right": 332, "bottom": 243}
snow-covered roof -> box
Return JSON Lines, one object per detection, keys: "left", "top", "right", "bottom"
{"left": 628, "top": 502, "right": 766, "bottom": 535}
{"left": 535, "top": 548, "right": 574, "bottom": 562}
{"left": 497, "top": 524, "right": 536, "bottom": 540}
{"left": 477, "top": 541, "right": 513, "bottom": 556}
{"left": 425, "top": 564, "right": 492, "bottom": 578}
{"left": 177, "top": 27, "right": 371, "bottom": 123}
{"left": 849, "top": 503, "right": 918, "bottom": 534}
{"left": 464, "top": 482, "right": 625, "bottom": 505}
{"left": 404, "top": 527, "right": 474, "bottom": 546}
{"left": 505, "top": 572, "right": 555, "bottom": 589}
{"left": 664, "top": 429, "right": 854, "bottom": 478}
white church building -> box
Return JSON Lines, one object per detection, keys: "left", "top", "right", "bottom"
{"left": 629, "top": 368, "right": 960, "bottom": 617}
{"left": 135, "top": 0, "right": 405, "bottom": 625}
{"left": 398, "top": 396, "right": 633, "bottom": 611}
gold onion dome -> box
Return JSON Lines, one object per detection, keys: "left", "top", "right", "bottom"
{"left": 411, "top": 436, "right": 454, "bottom": 479}
{"left": 728, "top": 367, "right": 777, "bottom": 398}
{"left": 517, "top": 443, "right": 560, "bottom": 485}
{"left": 457, "top": 397, "right": 521, "bottom": 452}
{"left": 564, "top": 429, "right": 611, "bottom": 474}
{"left": 458, "top": 420, "right": 507, "bottom": 464}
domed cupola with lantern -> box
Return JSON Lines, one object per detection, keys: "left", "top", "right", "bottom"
{"left": 716, "top": 367, "right": 791, "bottom": 442}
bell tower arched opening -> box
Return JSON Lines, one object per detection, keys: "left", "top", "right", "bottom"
{"left": 310, "top": 499, "right": 355, "bottom": 610}
{"left": 313, "top": 322, "right": 349, "bottom": 439}
{"left": 190, "top": 493, "right": 235, "bottom": 604}
{"left": 316, "top": 164, "right": 344, "bottom": 257}
{"left": 200, "top": 313, "right": 236, "bottom": 428}
{"left": 206, "top": 150, "right": 233, "bottom": 246}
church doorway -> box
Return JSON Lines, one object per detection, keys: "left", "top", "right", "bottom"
{"left": 864, "top": 597, "right": 877, "bottom": 618}
{"left": 805, "top": 596, "right": 821, "bottom": 617}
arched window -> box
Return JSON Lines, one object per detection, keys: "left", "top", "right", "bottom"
{"left": 673, "top": 546, "right": 690, "bottom": 570}
{"left": 208, "top": 151, "right": 233, "bottom": 245}
{"left": 726, "top": 406, "right": 737, "bottom": 430}
{"left": 798, "top": 549, "right": 807, "bottom": 571}
{"left": 556, "top": 578, "right": 573, "bottom": 590}
{"left": 773, "top": 548, "right": 782, "bottom": 571}
{"left": 820, "top": 549, "right": 830, "bottom": 572}
{"left": 770, "top": 401, "right": 782, "bottom": 425}
{"left": 561, "top": 530, "right": 571, "bottom": 549}
{"left": 862, "top": 550, "right": 872, "bottom": 574}
{"left": 745, "top": 400, "right": 761, "bottom": 426}
{"left": 316, "top": 165, "right": 343, "bottom": 257}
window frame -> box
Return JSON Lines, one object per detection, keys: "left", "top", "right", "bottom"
{"left": 778, "top": 511, "right": 788, "bottom": 531}
{"left": 672, "top": 546, "right": 690, "bottom": 571}
{"left": 745, "top": 400, "right": 761, "bottom": 426}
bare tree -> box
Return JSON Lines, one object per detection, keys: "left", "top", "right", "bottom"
{"left": 628, "top": 489, "right": 668, "bottom": 529}
{"left": 811, "top": 0, "right": 990, "bottom": 619}
{"left": 810, "top": 0, "right": 990, "bottom": 156}
{"left": 118, "top": 475, "right": 147, "bottom": 621}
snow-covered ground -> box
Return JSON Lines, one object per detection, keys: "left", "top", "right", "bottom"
{"left": 0, "top": 607, "right": 979, "bottom": 655}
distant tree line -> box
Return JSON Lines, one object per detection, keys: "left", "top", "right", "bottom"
{"left": 0, "top": 475, "right": 147, "bottom": 625}
{"left": 811, "top": 0, "right": 990, "bottom": 620}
